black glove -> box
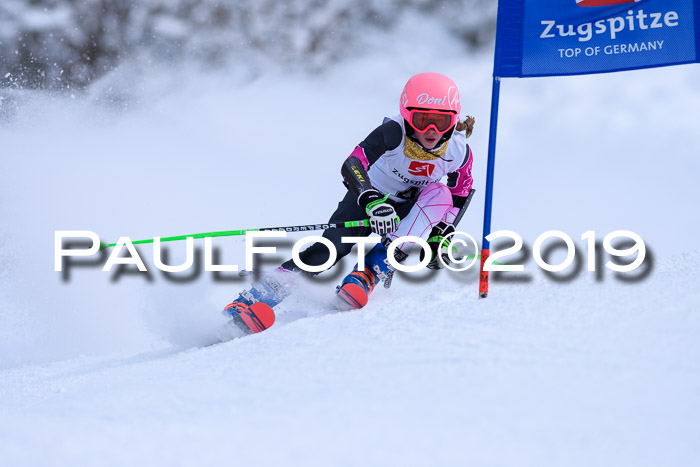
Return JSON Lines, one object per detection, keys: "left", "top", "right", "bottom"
{"left": 358, "top": 189, "right": 400, "bottom": 235}
{"left": 422, "top": 221, "right": 456, "bottom": 270}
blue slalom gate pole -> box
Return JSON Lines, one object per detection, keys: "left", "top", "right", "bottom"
{"left": 479, "top": 75, "right": 502, "bottom": 299}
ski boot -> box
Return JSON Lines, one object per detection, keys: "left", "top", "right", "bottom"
{"left": 222, "top": 268, "right": 295, "bottom": 334}
{"left": 336, "top": 242, "right": 392, "bottom": 310}
{"left": 222, "top": 301, "right": 276, "bottom": 335}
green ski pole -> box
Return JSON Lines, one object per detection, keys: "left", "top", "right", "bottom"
{"left": 101, "top": 219, "right": 371, "bottom": 249}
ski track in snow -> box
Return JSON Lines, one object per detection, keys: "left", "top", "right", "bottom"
{"left": 1, "top": 257, "right": 699, "bottom": 466}
{"left": 1, "top": 15, "right": 700, "bottom": 466}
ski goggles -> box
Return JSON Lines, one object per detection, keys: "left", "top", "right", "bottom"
{"left": 408, "top": 108, "right": 457, "bottom": 134}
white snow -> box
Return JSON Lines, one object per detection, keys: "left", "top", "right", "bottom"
{"left": 0, "top": 13, "right": 699, "bottom": 467}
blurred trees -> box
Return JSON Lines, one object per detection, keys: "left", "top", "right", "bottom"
{"left": 0, "top": 0, "right": 496, "bottom": 89}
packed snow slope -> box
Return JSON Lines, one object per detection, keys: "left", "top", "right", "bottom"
{"left": 1, "top": 16, "right": 699, "bottom": 467}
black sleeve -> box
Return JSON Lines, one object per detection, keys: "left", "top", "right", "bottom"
{"left": 341, "top": 156, "right": 374, "bottom": 197}
{"left": 341, "top": 119, "right": 403, "bottom": 197}
{"left": 452, "top": 194, "right": 468, "bottom": 209}
{"left": 358, "top": 119, "right": 403, "bottom": 166}
{"left": 451, "top": 188, "right": 476, "bottom": 227}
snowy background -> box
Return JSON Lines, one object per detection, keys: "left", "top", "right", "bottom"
{"left": 1, "top": 1, "right": 700, "bottom": 466}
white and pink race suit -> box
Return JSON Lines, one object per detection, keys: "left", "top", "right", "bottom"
{"left": 281, "top": 115, "right": 474, "bottom": 272}
{"left": 350, "top": 115, "right": 474, "bottom": 251}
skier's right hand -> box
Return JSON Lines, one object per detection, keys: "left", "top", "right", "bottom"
{"left": 358, "top": 189, "right": 400, "bottom": 235}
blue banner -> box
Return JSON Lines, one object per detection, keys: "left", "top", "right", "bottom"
{"left": 494, "top": 0, "right": 700, "bottom": 77}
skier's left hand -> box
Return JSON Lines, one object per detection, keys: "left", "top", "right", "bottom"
{"left": 423, "top": 221, "right": 456, "bottom": 269}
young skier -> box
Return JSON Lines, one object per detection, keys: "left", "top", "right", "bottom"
{"left": 223, "top": 72, "right": 475, "bottom": 335}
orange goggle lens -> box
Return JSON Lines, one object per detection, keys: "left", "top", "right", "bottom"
{"left": 410, "top": 110, "right": 455, "bottom": 133}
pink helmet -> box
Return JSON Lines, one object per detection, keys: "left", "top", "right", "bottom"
{"left": 400, "top": 72, "right": 461, "bottom": 134}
